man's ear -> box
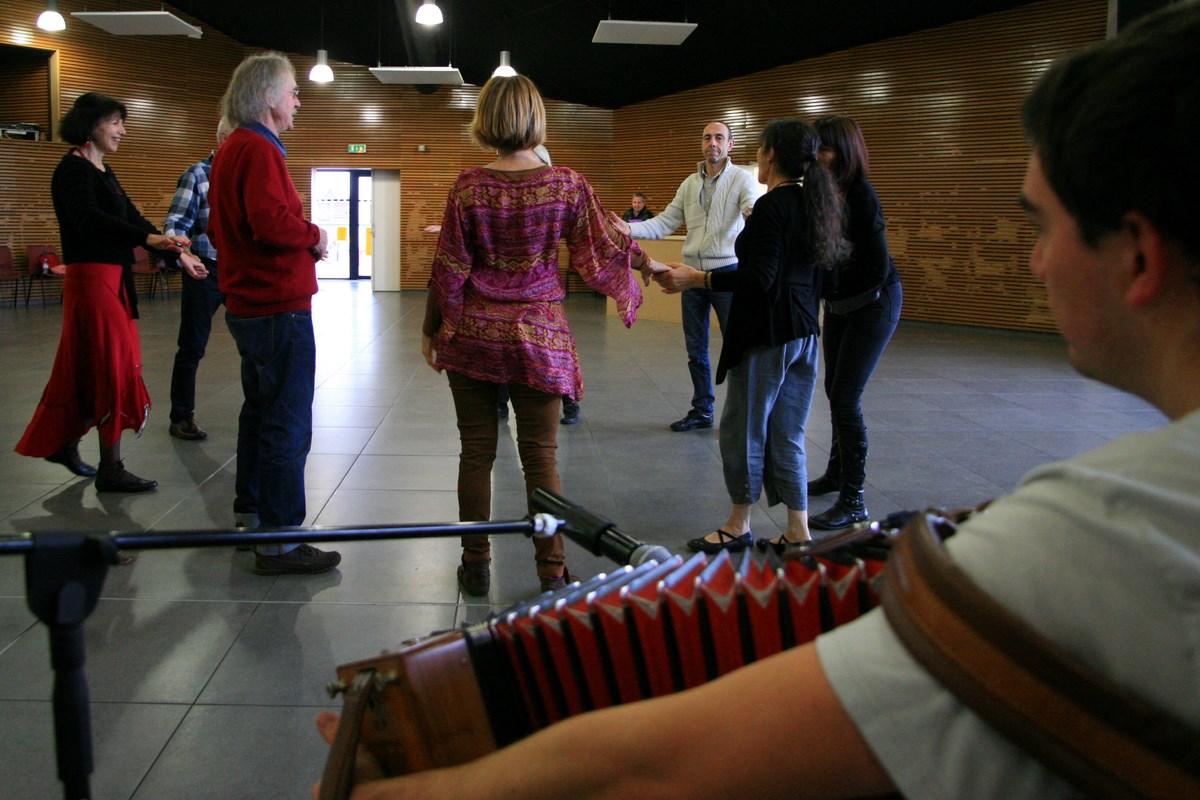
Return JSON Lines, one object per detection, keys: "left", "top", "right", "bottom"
{"left": 1122, "top": 212, "right": 1170, "bottom": 308}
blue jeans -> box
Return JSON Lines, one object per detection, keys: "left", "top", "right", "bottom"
{"left": 681, "top": 265, "right": 735, "bottom": 414}
{"left": 170, "top": 259, "right": 224, "bottom": 422}
{"left": 719, "top": 336, "right": 819, "bottom": 510}
{"left": 821, "top": 280, "right": 902, "bottom": 439}
{"left": 225, "top": 310, "right": 315, "bottom": 555}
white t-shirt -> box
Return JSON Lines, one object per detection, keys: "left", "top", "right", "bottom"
{"left": 816, "top": 408, "right": 1200, "bottom": 799}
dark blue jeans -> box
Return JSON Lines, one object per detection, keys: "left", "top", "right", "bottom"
{"left": 226, "top": 310, "right": 315, "bottom": 554}
{"left": 680, "top": 264, "right": 735, "bottom": 414}
{"left": 821, "top": 280, "right": 903, "bottom": 438}
{"left": 170, "top": 259, "right": 224, "bottom": 422}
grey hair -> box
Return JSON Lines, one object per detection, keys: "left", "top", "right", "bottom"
{"left": 220, "top": 52, "right": 294, "bottom": 126}
{"left": 217, "top": 116, "right": 236, "bottom": 143}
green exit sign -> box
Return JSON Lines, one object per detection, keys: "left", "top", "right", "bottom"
{"left": 347, "top": 144, "right": 367, "bottom": 154}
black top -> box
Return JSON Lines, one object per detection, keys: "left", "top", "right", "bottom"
{"left": 51, "top": 152, "right": 158, "bottom": 267}
{"left": 711, "top": 183, "right": 823, "bottom": 384}
{"left": 622, "top": 207, "right": 654, "bottom": 222}
{"left": 824, "top": 178, "right": 899, "bottom": 303}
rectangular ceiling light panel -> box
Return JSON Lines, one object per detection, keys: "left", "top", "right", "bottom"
{"left": 71, "top": 11, "right": 202, "bottom": 38}
{"left": 592, "top": 20, "right": 697, "bottom": 46}
{"left": 369, "top": 67, "right": 465, "bottom": 85}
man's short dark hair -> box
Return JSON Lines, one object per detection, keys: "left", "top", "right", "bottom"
{"left": 1022, "top": 2, "right": 1200, "bottom": 262}
{"left": 706, "top": 120, "right": 733, "bottom": 139}
{"left": 59, "top": 92, "right": 127, "bottom": 146}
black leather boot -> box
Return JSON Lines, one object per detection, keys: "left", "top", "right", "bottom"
{"left": 807, "top": 431, "right": 841, "bottom": 496}
{"left": 809, "top": 488, "right": 868, "bottom": 530}
{"left": 810, "top": 433, "right": 869, "bottom": 530}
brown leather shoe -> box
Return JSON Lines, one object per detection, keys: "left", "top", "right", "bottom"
{"left": 538, "top": 568, "right": 575, "bottom": 594}
{"left": 458, "top": 561, "right": 491, "bottom": 596}
{"left": 254, "top": 544, "right": 341, "bottom": 576}
{"left": 169, "top": 417, "right": 208, "bottom": 441}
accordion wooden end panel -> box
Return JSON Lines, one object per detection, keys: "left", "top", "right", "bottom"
{"left": 333, "top": 635, "right": 499, "bottom": 774}
{"left": 325, "top": 529, "right": 897, "bottom": 790}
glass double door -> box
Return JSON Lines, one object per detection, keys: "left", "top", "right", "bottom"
{"left": 312, "top": 169, "right": 373, "bottom": 280}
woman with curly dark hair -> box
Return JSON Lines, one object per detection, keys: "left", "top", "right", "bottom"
{"left": 656, "top": 118, "right": 843, "bottom": 551}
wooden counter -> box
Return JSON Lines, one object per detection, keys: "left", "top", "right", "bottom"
{"left": 607, "top": 237, "right": 686, "bottom": 323}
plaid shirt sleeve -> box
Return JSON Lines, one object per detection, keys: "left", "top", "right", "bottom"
{"left": 163, "top": 160, "right": 217, "bottom": 261}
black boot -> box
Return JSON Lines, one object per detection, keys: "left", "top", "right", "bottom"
{"left": 807, "top": 431, "right": 841, "bottom": 496}
{"left": 809, "top": 433, "right": 869, "bottom": 530}
{"left": 809, "top": 488, "right": 868, "bottom": 530}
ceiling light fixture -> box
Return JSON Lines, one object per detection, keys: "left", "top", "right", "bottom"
{"left": 415, "top": 0, "right": 443, "bottom": 26}
{"left": 369, "top": 66, "right": 463, "bottom": 85}
{"left": 492, "top": 50, "right": 516, "bottom": 78}
{"left": 592, "top": 19, "right": 697, "bottom": 46}
{"left": 36, "top": 0, "right": 66, "bottom": 32}
{"left": 309, "top": 1, "right": 333, "bottom": 82}
{"left": 309, "top": 49, "right": 334, "bottom": 83}
{"left": 70, "top": 11, "right": 202, "bottom": 38}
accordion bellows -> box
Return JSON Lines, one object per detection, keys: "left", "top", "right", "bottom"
{"left": 328, "top": 538, "right": 892, "bottom": 778}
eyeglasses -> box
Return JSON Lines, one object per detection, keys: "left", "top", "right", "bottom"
{"left": 289, "top": 88, "right": 301, "bottom": 98}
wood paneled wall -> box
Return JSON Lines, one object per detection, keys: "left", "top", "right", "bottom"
{"left": 1, "top": 0, "right": 1105, "bottom": 330}
{"left": 611, "top": 0, "right": 1106, "bottom": 332}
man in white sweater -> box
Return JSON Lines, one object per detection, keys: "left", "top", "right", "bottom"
{"left": 618, "top": 121, "right": 758, "bottom": 431}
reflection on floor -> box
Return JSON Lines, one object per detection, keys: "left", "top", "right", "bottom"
{"left": 0, "top": 281, "right": 1163, "bottom": 798}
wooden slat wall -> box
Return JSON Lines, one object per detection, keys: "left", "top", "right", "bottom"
{"left": 0, "top": 47, "right": 52, "bottom": 135}
{"left": 283, "top": 68, "right": 614, "bottom": 291}
{"left": 0, "top": 0, "right": 247, "bottom": 294}
{"left": 1, "top": 0, "right": 1105, "bottom": 329}
{"left": 611, "top": 0, "right": 1106, "bottom": 333}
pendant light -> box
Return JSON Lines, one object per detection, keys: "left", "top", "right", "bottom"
{"left": 37, "top": 0, "right": 66, "bottom": 32}
{"left": 309, "top": 1, "right": 334, "bottom": 82}
{"left": 415, "top": 0, "right": 443, "bottom": 26}
{"left": 310, "top": 50, "right": 334, "bottom": 83}
{"left": 492, "top": 50, "right": 516, "bottom": 78}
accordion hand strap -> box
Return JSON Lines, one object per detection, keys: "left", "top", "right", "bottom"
{"left": 880, "top": 513, "right": 1200, "bottom": 800}
{"left": 318, "top": 669, "right": 376, "bottom": 800}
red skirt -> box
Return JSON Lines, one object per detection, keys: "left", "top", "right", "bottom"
{"left": 15, "top": 262, "right": 151, "bottom": 457}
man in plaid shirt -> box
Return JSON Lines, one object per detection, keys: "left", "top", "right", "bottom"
{"left": 163, "top": 118, "right": 234, "bottom": 441}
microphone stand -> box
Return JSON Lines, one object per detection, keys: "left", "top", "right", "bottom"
{"left": 530, "top": 487, "right": 673, "bottom": 567}
{"left": 0, "top": 515, "right": 563, "bottom": 800}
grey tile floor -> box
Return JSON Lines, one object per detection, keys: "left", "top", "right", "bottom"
{"left": 0, "top": 281, "right": 1165, "bottom": 799}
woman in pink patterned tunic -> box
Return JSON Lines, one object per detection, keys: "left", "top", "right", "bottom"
{"left": 422, "top": 75, "right": 660, "bottom": 597}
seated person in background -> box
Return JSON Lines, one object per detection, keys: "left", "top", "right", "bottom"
{"left": 314, "top": 5, "right": 1200, "bottom": 796}
{"left": 621, "top": 192, "right": 653, "bottom": 222}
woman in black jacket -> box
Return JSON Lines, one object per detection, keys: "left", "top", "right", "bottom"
{"left": 15, "top": 92, "right": 199, "bottom": 492}
{"left": 655, "top": 119, "right": 842, "bottom": 551}
{"left": 807, "top": 116, "right": 903, "bottom": 529}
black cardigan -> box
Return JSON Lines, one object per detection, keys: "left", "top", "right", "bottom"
{"left": 824, "top": 178, "right": 899, "bottom": 305}
{"left": 711, "top": 184, "right": 822, "bottom": 384}
{"left": 50, "top": 152, "right": 159, "bottom": 316}
{"left": 51, "top": 152, "right": 158, "bottom": 267}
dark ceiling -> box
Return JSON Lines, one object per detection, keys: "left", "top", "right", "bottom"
{"left": 174, "top": 0, "right": 1035, "bottom": 109}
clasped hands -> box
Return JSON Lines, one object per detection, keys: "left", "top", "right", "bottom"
{"left": 146, "top": 232, "right": 208, "bottom": 279}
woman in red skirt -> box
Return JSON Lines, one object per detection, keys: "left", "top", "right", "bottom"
{"left": 15, "top": 92, "right": 201, "bottom": 492}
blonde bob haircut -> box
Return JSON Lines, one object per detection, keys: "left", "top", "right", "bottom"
{"left": 469, "top": 75, "right": 546, "bottom": 154}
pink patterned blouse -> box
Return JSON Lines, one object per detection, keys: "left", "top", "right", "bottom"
{"left": 425, "top": 165, "right": 643, "bottom": 400}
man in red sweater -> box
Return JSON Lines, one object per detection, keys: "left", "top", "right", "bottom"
{"left": 210, "top": 52, "right": 340, "bottom": 575}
